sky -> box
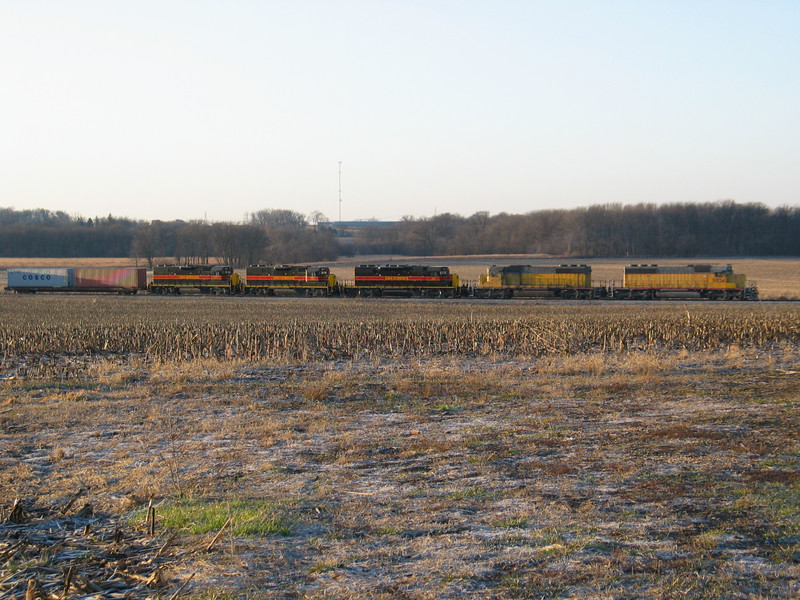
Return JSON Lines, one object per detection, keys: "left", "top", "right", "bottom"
{"left": 2, "top": 1, "right": 799, "bottom": 224}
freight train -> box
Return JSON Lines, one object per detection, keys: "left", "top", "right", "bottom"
{"left": 3, "top": 263, "right": 760, "bottom": 300}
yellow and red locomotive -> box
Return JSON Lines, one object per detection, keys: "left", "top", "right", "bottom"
{"left": 245, "top": 264, "right": 338, "bottom": 296}
{"left": 149, "top": 264, "right": 241, "bottom": 295}
{"left": 348, "top": 264, "right": 460, "bottom": 297}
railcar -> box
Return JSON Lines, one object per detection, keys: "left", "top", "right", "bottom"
{"left": 5, "top": 267, "right": 146, "bottom": 294}
{"left": 245, "top": 264, "right": 338, "bottom": 296}
{"left": 347, "top": 264, "right": 460, "bottom": 297}
{"left": 613, "top": 264, "right": 758, "bottom": 300}
{"left": 474, "top": 264, "right": 601, "bottom": 299}
{"left": 149, "top": 264, "right": 241, "bottom": 295}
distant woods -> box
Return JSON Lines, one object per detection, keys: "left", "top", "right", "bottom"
{"left": 349, "top": 202, "right": 800, "bottom": 257}
{"left": 1, "top": 202, "right": 799, "bottom": 264}
{"left": 0, "top": 208, "right": 341, "bottom": 267}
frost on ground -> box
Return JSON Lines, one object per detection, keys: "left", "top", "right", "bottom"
{"left": 2, "top": 348, "right": 800, "bottom": 599}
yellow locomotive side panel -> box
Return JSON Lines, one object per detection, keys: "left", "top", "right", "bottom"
{"left": 732, "top": 273, "right": 747, "bottom": 289}
{"left": 479, "top": 274, "right": 503, "bottom": 288}
{"left": 623, "top": 272, "right": 742, "bottom": 289}
{"left": 479, "top": 266, "right": 591, "bottom": 289}
{"left": 518, "top": 272, "right": 591, "bottom": 288}
{"left": 624, "top": 272, "right": 698, "bottom": 289}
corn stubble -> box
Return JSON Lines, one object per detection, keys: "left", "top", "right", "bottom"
{"left": 0, "top": 298, "right": 798, "bottom": 367}
{"left": 2, "top": 296, "right": 800, "bottom": 598}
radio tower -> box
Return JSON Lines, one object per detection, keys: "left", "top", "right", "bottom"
{"left": 338, "top": 161, "right": 342, "bottom": 223}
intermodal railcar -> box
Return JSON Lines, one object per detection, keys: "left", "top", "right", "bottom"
{"left": 5, "top": 267, "right": 146, "bottom": 294}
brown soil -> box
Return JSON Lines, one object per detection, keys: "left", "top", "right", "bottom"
{"left": 3, "top": 347, "right": 800, "bottom": 598}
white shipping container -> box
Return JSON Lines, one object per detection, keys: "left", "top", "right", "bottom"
{"left": 7, "top": 268, "right": 75, "bottom": 289}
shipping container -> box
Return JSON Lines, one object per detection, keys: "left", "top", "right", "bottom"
{"left": 75, "top": 267, "right": 147, "bottom": 292}
{"left": 6, "top": 268, "right": 75, "bottom": 291}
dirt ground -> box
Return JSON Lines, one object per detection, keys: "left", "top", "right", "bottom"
{"left": 3, "top": 347, "right": 800, "bottom": 598}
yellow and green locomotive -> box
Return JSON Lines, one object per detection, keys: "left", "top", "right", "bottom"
{"left": 614, "top": 264, "right": 757, "bottom": 300}
{"left": 475, "top": 264, "right": 599, "bottom": 299}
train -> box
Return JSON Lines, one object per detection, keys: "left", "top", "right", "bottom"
{"left": 3, "top": 262, "right": 760, "bottom": 300}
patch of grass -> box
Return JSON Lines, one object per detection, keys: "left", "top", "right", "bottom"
{"left": 185, "top": 593, "right": 238, "bottom": 600}
{"left": 309, "top": 558, "right": 348, "bottom": 574}
{"left": 449, "top": 486, "right": 496, "bottom": 501}
{"left": 137, "top": 498, "right": 295, "bottom": 537}
{"left": 492, "top": 517, "right": 528, "bottom": 529}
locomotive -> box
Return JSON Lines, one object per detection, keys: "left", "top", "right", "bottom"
{"left": 612, "top": 264, "right": 758, "bottom": 300}
{"left": 474, "top": 263, "right": 758, "bottom": 300}
{"left": 245, "top": 264, "right": 337, "bottom": 296}
{"left": 347, "top": 265, "right": 459, "bottom": 297}
{"left": 149, "top": 264, "right": 241, "bottom": 295}
{"left": 475, "top": 264, "right": 601, "bottom": 299}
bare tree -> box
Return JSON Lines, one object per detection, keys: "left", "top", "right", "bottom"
{"left": 249, "top": 209, "right": 307, "bottom": 230}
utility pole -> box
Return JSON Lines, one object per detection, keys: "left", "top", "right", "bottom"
{"left": 338, "top": 161, "right": 342, "bottom": 223}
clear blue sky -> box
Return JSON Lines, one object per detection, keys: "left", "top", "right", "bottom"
{"left": 2, "top": 1, "right": 798, "bottom": 223}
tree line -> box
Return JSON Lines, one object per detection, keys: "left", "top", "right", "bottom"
{"left": 0, "top": 208, "right": 340, "bottom": 266}
{"left": 1, "top": 201, "right": 799, "bottom": 262}
{"left": 348, "top": 201, "right": 800, "bottom": 257}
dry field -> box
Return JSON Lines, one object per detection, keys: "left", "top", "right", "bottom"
{"left": 2, "top": 297, "right": 800, "bottom": 599}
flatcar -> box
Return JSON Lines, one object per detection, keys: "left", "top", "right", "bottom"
{"left": 245, "top": 264, "right": 338, "bottom": 296}
{"left": 475, "top": 264, "right": 601, "bottom": 299}
{"left": 347, "top": 264, "right": 460, "bottom": 297}
{"left": 613, "top": 264, "right": 758, "bottom": 300}
{"left": 149, "top": 264, "right": 241, "bottom": 295}
{"left": 5, "top": 267, "right": 146, "bottom": 294}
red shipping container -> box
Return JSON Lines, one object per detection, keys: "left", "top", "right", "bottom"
{"left": 75, "top": 267, "right": 147, "bottom": 291}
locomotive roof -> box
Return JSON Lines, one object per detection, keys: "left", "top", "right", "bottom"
{"left": 625, "top": 264, "right": 733, "bottom": 274}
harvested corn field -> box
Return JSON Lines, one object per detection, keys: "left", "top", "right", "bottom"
{"left": 2, "top": 296, "right": 800, "bottom": 598}
{"left": 1, "top": 296, "right": 799, "bottom": 367}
